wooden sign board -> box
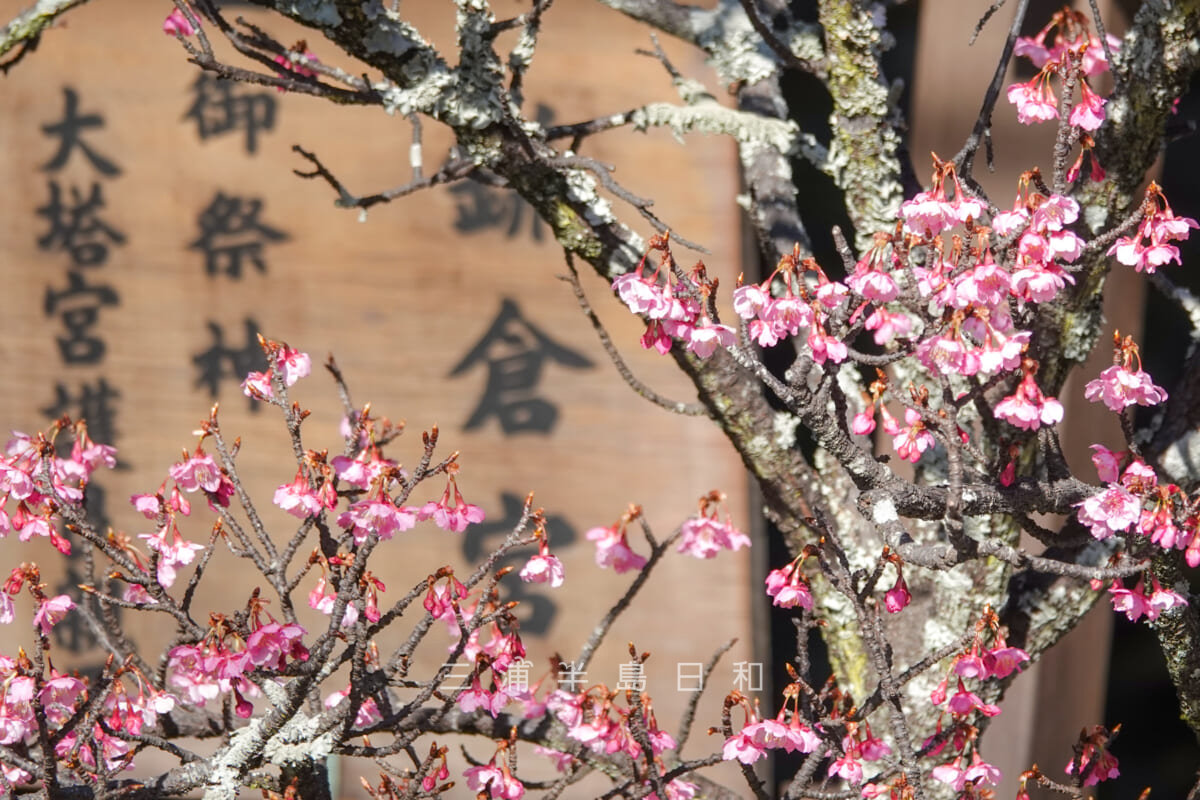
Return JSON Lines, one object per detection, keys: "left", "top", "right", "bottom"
{"left": 0, "top": 1, "right": 754, "bottom": 794}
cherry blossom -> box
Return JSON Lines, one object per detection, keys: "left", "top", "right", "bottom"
{"left": 1109, "top": 578, "right": 1188, "bottom": 622}
{"left": 723, "top": 727, "right": 768, "bottom": 764}
{"left": 324, "top": 686, "right": 383, "bottom": 728}
{"left": 686, "top": 318, "right": 737, "bottom": 358}
{"left": 1107, "top": 182, "right": 1198, "bottom": 273}
{"left": 169, "top": 451, "right": 222, "bottom": 494}
{"left": 139, "top": 521, "right": 205, "bottom": 588}
{"left": 1085, "top": 332, "right": 1168, "bottom": 411}
{"left": 338, "top": 495, "right": 417, "bottom": 544}
{"left": 520, "top": 548, "right": 565, "bottom": 587}
{"left": 893, "top": 408, "right": 936, "bottom": 463}
{"left": 245, "top": 621, "right": 309, "bottom": 669}
{"left": 677, "top": 491, "right": 750, "bottom": 559}
{"left": 1076, "top": 485, "right": 1141, "bottom": 540}
{"left": 994, "top": 361, "right": 1063, "bottom": 431}
{"left": 884, "top": 571, "right": 911, "bottom": 613}
{"left": 764, "top": 559, "right": 814, "bottom": 610}
{"left": 162, "top": 5, "right": 198, "bottom": 36}
{"left": 586, "top": 522, "right": 647, "bottom": 573}
{"left": 1065, "top": 726, "right": 1121, "bottom": 786}
{"left": 946, "top": 679, "right": 1001, "bottom": 717}
{"left": 418, "top": 472, "right": 485, "bottom": 532}
{"left": 1007, "top": 76, "right": 1058, "bottom": 124}
{"left": 32, "top": 594, "right": 75, "bottom": 635}
{"left": 273, "top": 466, "right": 334, "bottom": 519}
{"left": 1069, "top": 81, "right": 1107, "bottom": 131}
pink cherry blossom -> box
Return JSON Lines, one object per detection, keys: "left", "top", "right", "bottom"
{"left": 686, "top": 320, "right": 736, "bottom": 358}
{"left": 984, "top": 644, "right": 1031, "bottom": 678}
{"left": 764, "top": 562, "right": 814, "bottom": 610}
{"left": 994, "top": 370, "right": 1063, "bottom": 431}
{"left": 463, "top": 761, "right": 525, "bottom": 799}
{"left": 722, "top": 730, "right": 768, "bottom": 764}
{"left": 613, "top": 272, "right": 667, "bottom": 316}
{"left": 993, "top": 207, "right": 1030, "bottom": 237}
{"left": 893, "top": 409, "right": 936, "bottom": 463}
{"left": 241, "top": 371, "right": 273, "bottom": 400}
{"left": 732, "top": 283, "right": 769, "bottom": 319}
{"left": 828, "top": 752, "right": 863, "bottom": 784}
{"left": 807, "top": 325, "right": 847, "bottom": 364}
{"left": 586, "top": 524, "right": 647, "bottom": 573}
{"left": 169, "top": 452, "right": 222, "bottom": 494}
{"left": 847, "top": 267, "right": 898, "bottom": 304}
{"left": 337, "top": 496, "right": 417, "bottom": 544}
{"left": 520, "top": 552, "right": 565, "bottom": 587}
{"left": 851, "top": 410, "right": 876, "bottom": 435}
{"left": 324, "top": 686, "right": 383, "bottom": 728}
{"left": 1090, "top": 445, "right": 1123, "bottom": 483}
{"left": 1076, "top": 486, "right": 1141, "bottom": 539}
{"left": 163, "top": 6, "right": 198, "bottom": 36}
{"left": 1084, "top": 365, "right": 1167, "bottom": 411}
{"left": 884, "top": 573, "right": 911, "bottom": 613}
{"left": 1068, "top": 82, "right": 1106, "bottom": 130}
{"left": 901, "top": 191, "right": 955, "bottom": 238}
{"left": 946, "top": 679, "right": 1001, "bottom": 717}
{"left": 864, "top": 308, "right": 911, "bottom": 345}
{"left": 275, "top": 346, "right": 312, "bottom": 386}
{"left": 1109, "top": 578, "right": 1187, "bottom": 623}
{"left": 1007, "top": 76, "right": 1058, "bottom": 124}
{"left": 32, "top": 594, "right": 75, "bottom": 635}
{"left": 273, "top": 468, "right": 333, "bottom": 519}
{"left": 418, "top": 476, "right": 485, "bottom": 532}
{"left": 139, "top": 523, "right": 205, "bottom": 588}
{"left": 246, "top": 621, "right": 309, "bottom": 669}
{"left": 677, "top": 515, "right": 750, "bottom": 559}
{"left": 1011, "top": 261, "right": 1074, "bottom": 302}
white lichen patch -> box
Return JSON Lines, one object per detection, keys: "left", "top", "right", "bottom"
{"left": 631, "top": 102, "right": 799, "bottom": 154}
{"left": 563, "top": 170, "right": 616, "bottom": 226}
{"left": 773, "top": 411, "right": 802, "bottom": 449}
{"left": 694, "top": 6, "right": 776, "bottom": 87}
{"left": 871, "top": 496, "right": 899, "bottom": 525}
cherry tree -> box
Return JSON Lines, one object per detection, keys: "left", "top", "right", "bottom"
{"left": 1, "top": 1, "right": 1200, "bottom": 799}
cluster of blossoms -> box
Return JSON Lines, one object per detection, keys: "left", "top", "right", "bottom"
{"left": 168, "top": 602, "right": 309, "bottom": 717}
{"left": 1107, "top": 181, "right": 1199, "bottom": 273}
{"left": 1083, "top": 331, "right": 1168, "bottom": 412}
{"left": 2, "top": 563, "right": 75, "bottom": 636}
{"left": 721, "top": 684, "right": 824, "bottom": 766}
{"left": 732, "top": 245, "right": 849, "bottom": 359}
{"left": 612, "top": 234, "right": 736, "bottom": 358}
{"left": 1063, "top": 725, "right": 1121, "bottom": 786}
{"left": 676, "top": 490, "right": 750, "bottom": 559}
{"left": 241, "top": 339, "right": 312, "bottom": 401}
{"left": 0, "top": 422, "right": 115, "bottom": 556}
{"left": 463, "top": 739, "right": 526, "bottom": 799}
{"left": 764, "top": 552, "right": 814, "bottom": 610}
{"left": 764, "top": 541, "right": 914, "bottom": 618}
{"left": 1075, "top": 446, "right": 1192, "bottom": 617}
{"left": 920, "top": 611, "right": 1030, "bottom": 794}
{"left": 1006, "top": 5, "right": 1118, "bottom": 132}
{"left": 586, "top": 504, "right": 650, "bottom": 573}
{"left": 585, "top": 492, "right": 750, "bottom": 573}
{"left": 0, "top": 650, "right": 177, "bottom": 782}
{"left": 545, "top": 683, "right": 696, "bottom": 798}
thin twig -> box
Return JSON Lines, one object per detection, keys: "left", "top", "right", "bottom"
{"left": 561, "top": 252, "right": 709, "bottom": 416}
